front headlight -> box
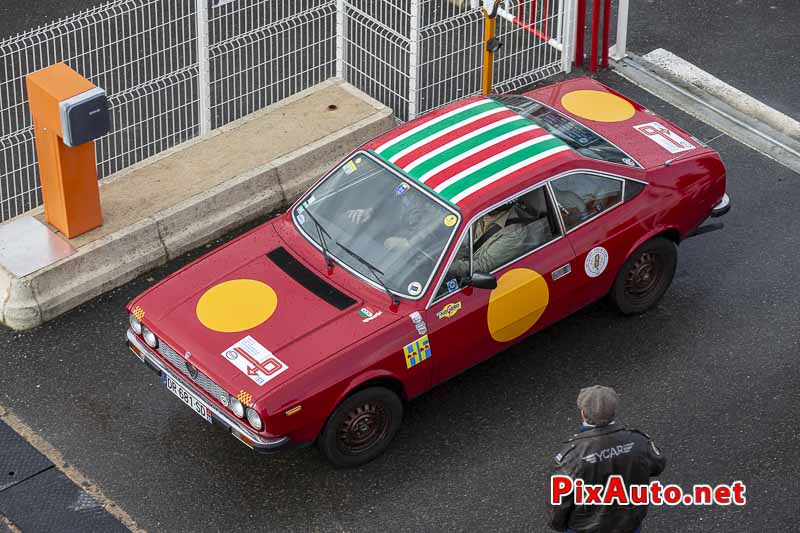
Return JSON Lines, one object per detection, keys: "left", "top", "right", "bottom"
{"left": 229, "top": 397, "right": 245, "bottom": 418}
{"left": 129, "top": 314, "right": 142, "bottom": 335}
{"left": 142, "top": 326, "right": 158, "bottom": 348}
{"left": 246, "top": 408, "right": 263, "bottom": 430}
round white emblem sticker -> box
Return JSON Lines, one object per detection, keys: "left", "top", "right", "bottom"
{"left": 408, "top": 281, "right": 422, "bottom": 296}
{"left": 584, "top": 247, "right": 609, "bottom": 278}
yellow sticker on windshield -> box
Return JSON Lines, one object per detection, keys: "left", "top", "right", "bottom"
{"left": 444, "top": 214, "right": 458, "bottom": 227}
{"left": 344, "top": 160, "right": 357, "bottom": 175}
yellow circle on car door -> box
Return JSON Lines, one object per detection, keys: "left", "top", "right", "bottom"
{"left": 487, "top": 268, "right": 549, "bottom": 342}
{"left": 561, "top": 90, "right": 636, "bottom": 123}
{"left": 196, "top": 279, "right": 277, "bottom": 333}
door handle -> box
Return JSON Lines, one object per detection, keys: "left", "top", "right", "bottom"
{"left": 551, "top": 263, "right": 571, "bottom": 280}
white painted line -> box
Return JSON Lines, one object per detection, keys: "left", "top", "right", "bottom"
{"left": 643, "top": 49, "right": 800, "bottom": 139}
{"left": 0, "top": 405, "right": 144, "bottom": 533}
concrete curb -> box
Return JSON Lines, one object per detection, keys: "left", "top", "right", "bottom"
{"left": 0, "top": 82, "right": 395, "bottom": 331}
{"left": 642, "top": 49, "right": 800, "bottom": 140}
{"left": 613, "top": 51, "right": 800, "bottom": 175}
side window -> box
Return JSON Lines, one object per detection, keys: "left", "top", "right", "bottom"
{"left": 436, "top": 234, "right": 471, "bottom": 299}
{"left": 551, "top": 173, "right": 623, "bottom": 231}
{"left": 469, "top": 186, "right": 562, "bottom": 274}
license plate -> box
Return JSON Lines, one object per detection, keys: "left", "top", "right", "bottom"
{"left": 163, "top": 374, "right": 213, "bottom": 423}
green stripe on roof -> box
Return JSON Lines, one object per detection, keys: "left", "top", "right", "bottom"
{"left": 438, "top": 137, "right": 565, "bottom": 201}
{"left": 378, "top": 101, "right": 503, "bottom": 160}
{"left": 406, "top": 118, "right": 533, "bottom": 179}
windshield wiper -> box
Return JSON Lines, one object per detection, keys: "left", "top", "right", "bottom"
{"left": 300, "top": 204, "right": 334, "bottom": 271}
{"left": 334, "top": 239, "right": 400, "bottom": 306}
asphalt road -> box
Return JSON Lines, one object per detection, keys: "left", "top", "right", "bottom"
{"left": 1, "top": 73, "right": 799, "bottom": 532}
{"left": 626, "top": 0, "right": 800, "bottom": 121}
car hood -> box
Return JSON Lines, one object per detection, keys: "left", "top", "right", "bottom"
{"left": 131, "top": 223, "right": 397, "bottom": 400}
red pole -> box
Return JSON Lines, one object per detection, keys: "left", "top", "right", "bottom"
{"left": 513, "top": 16, "right": 552, "bottom": 42}
{"left": 575, "top": 0, "right": 586, "bottom": 66}
{"left": 590, "top": 0, "right": 600, "bottom": 72}
{"left": 530, "top": 0, "right": 536, "bottom": 27}
{"left": 601, "top": 0, "right": 611, "bottom": 67}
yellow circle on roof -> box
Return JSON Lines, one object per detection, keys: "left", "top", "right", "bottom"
{"left": 196, "top": 279, "right": 277, "bottom": 333}
{"left": 561, "top": 90, "right": 635, "bottom": 123}
{"left": 487, "top": 268, "right": 549, "bottom": 342}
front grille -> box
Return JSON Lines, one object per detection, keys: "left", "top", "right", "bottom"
{"left": 157, "top": 342, "right": 228, "bottom": 404}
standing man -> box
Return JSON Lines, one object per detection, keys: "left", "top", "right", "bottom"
{"left": 549, "top": 386, "right": 666, "bottom": 533}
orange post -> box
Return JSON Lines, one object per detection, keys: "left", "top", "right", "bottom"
{"left": 26, "top": 63, "right": 102, "bottom": 238}
{"left": 482, "top": 10, "right": 497, "bottom": 95}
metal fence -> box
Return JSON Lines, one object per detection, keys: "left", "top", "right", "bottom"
{"left": 0, "top": 0, "right": 575, "bottom": 224}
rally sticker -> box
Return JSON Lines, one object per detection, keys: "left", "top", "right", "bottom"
{"left": 436, "top": 301, "right": 462, "bottom": 320}
{"left": 409, "top": 311, "right": 427, "bottom": 335}
{"left": 344, "top": 160, "right": 358, "bottom": 175}
{"left": 584, "top": 247, "right": 609, "bottom": 278}
{"left": 403, "top": 335, "right": 432, "bottom": 369}
{"left": 221, "top": 336, "right": 288, "bottom": 387}
{"left": 408, "top": 281, "right": 422, "bottom": 296}
{"left": 444, "top": 214, "right": 458, "bottom": 227}
{"left": 446, "top": 278, "right": 459, "bottom": 293}
{"left": 358, "top": 307, "right": 382, "bottom": 323}
{"left": 634, "top": 122, "right": 694, "bottom": 154}
{"left": 396, "top": 182, "right": 410, "bottom": 196}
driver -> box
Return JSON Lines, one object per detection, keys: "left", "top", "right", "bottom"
{"left": 346, "top": 184, "right": 428, "bottom": 251}
{"left": 448, "top": 202, "right": 529, "bottom": 278}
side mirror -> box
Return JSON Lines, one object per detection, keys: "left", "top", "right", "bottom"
{"left": 467, "top": 272, "right": 497, "bottom": 290}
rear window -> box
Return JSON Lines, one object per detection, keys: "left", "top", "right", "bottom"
{"left": 490, "top": 95, "right": 641, "bottom": 168}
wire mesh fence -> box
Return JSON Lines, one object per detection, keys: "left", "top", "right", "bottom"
{"left": 0, "top": 0, "right": 573, "bottom": 224}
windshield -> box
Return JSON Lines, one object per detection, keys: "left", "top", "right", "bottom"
{"left": 293, "top": 152, "right": 460, "bottom": 299}
{"left": 490, "top": 95, "right": 641, "bottom": 168}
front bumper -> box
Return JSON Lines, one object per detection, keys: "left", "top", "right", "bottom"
{"left": 126, "top": 329, "right": 291, "bottom": 454}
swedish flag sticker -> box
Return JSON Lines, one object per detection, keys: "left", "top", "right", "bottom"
{"left": 403, "top": 335, "right": 431, "bottom": 369}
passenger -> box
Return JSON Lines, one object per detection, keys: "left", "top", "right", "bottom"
{"left": 448, "top": 203, "right": 529, "bottom": 278}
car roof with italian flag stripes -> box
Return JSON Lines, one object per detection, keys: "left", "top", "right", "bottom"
{"left": 364, "top": 96, "right": 578, "bottom": 215}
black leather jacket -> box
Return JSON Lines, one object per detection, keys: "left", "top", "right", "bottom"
{"left": 549, "top": 422, "right": 666, "bottom": 533}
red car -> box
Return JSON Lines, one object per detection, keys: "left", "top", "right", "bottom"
{"left": 126, "top": 78, "right": 729, "bottom": 467}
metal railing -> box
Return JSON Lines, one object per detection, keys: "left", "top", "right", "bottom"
{"left": 0, "top": 0, "right": 575, "bottom": 224}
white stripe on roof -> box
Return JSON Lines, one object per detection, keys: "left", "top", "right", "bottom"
{"left": 374, "top": 99, "right": 490, "bottom": 154}
{"left": 417, "top": 125, "right": 541, "bottom": 183}
{"left": 449, "top": 145, "right": 572, "bottom": 204}
{"left": 433, "top": 134, "right": 556, "bottom": 193}
{"left": 403, "top": 115, "right": 528, "bottom": 173}
{"left": 388, "top": 106, "right": 508, "bottom": 163}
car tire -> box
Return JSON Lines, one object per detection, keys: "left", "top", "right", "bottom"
{"left": 609, "top": 237, "right": 677, "bottom": 315}
{"left": 318, "top": 387, "right": 403, "bottom": 468}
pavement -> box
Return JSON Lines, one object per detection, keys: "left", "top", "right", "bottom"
{"left": 0, "top": 72, "right": 798, "bottom": 531}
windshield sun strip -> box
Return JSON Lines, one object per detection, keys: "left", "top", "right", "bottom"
{"left": 291, "top": 150, "right": 462, "bottom": 301}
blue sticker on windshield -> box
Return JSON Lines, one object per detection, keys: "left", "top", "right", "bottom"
{"left": 447, "top": 279, "right": 459, "bottom": 292}
{"left": 396, "top": 182, "right": 410, "bottom": 196}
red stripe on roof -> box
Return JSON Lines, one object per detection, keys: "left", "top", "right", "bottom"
{"left": 372, "top": 97, "right": 486, "bottom": 149}
{"left": 423, "top": 128, "right": 552, "bottom": 190}
{"left": 393, "top": 109, "right": 518, "bottom": 169}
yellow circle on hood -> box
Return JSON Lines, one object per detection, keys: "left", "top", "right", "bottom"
{"left": 561, "top": 90, "right": 635, "bottom": 123}
{"left": 196, "top": 279, "right": 277, "bottom": 333}
{"left": 487, "top": 268, "right": 549, "bottom": 342}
